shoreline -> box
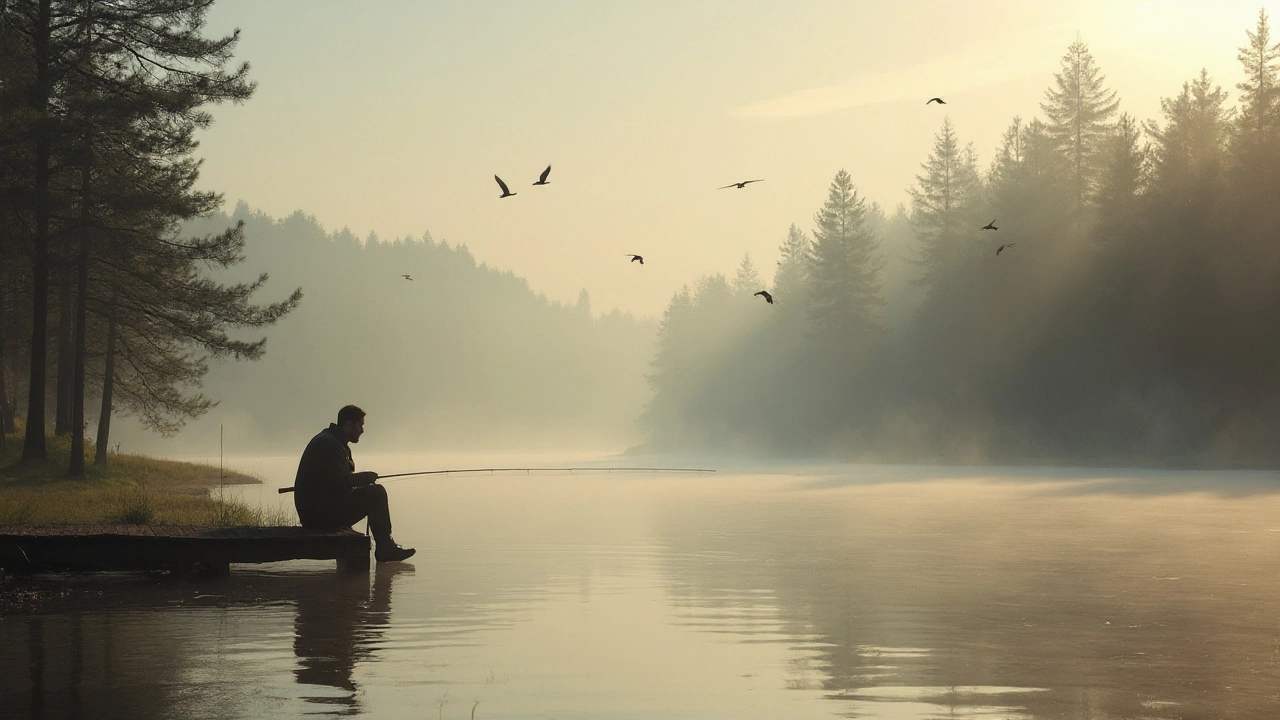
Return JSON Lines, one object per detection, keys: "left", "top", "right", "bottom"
{"left": 1, "top": 431, "right": 289, "bottom": 527}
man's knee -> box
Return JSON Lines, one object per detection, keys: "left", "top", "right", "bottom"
{"left": 355, "top": 483, "right": 388, "bottom": 505}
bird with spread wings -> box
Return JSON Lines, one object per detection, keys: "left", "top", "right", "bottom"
{"left": 718, "top": 179, "right": 764, "bottom": 190}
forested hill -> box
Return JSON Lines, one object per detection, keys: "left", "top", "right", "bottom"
{"left": 643, "top": 21, "right": 1280, "bottom": 468}
{"left": 116, "top": 203, "right": 656, "bottom": 455}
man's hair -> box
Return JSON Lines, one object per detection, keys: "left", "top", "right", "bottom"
{"left": 337, "top": 405, "right": 366, "bottom": 425}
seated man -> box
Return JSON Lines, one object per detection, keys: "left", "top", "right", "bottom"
{"left": 294, "top": 405, "right": 415, "bottom": 562}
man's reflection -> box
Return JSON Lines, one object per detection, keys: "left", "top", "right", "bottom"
{"left": 293, "top": 564, "right": 414, "bottom": 714}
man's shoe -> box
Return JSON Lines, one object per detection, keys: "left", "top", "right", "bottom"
{"left": 375, "top": 545, "right": 416, "bottom": 563}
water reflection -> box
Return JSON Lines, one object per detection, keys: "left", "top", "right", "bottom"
{"left": 293, "top": 564, "right": 411, "bottom": 713}
{"left": 6, "top": 466, "right": 1280, "bottom": 718}
{"left": 651, "top": 475, "right": 1280, "bottom": 719}
{"left": 0, "top": 566, "right": 420, "bottom": 719}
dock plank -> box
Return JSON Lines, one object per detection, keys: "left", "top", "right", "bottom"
{"left": 0, "top": 524, "right": 371, "bottom": 572}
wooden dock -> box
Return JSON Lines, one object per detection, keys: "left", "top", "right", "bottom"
{"left": 0, "top": 525, "right": 371, "bottom": 574}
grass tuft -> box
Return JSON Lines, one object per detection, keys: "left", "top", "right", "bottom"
{"left": 115, "top": 483, "right": 155, "bottom": 525}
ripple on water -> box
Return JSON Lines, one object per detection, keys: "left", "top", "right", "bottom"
{"left": 831, "top": 685, "right": 1048, "bottom": 720}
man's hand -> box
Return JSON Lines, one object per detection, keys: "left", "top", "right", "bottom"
{"left": 353, "top": 471, "right": 379, "bottom": 487}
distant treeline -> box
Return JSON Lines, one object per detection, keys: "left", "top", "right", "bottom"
{"left": 157, "top": 205, "right": 655, "bottom": 454}
{"left": 644, "top": 12, "right": 1280, "bottom": 467}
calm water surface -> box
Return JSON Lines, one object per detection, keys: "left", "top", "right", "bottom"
{"left": 4, "top": 456, "right": 1280, "bottom": 719}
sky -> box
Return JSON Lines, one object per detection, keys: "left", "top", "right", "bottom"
{"left": 194, "top": 0, "right": 1272, "bottom": 318}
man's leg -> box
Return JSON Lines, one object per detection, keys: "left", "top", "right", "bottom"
{"left": 298, "top": 499, "right": 368, "bottom": 531}
{"left": 350, "top": 485, "right": 414, "bottom": 561}
{"left": 350, "top": 484, "right": 392, "bottom": 544}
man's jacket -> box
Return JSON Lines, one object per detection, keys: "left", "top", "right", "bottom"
{"left": 293, "top": 424, "right": 359, "bottom": 523}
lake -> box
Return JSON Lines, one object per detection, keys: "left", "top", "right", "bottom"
{"left": 4, "top": 455, "right": 1280, "bottom": 719}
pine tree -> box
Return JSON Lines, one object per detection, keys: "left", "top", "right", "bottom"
{"left": 1094, "top": 113, "right": 1146, "bottom": 258}
{"left": 1232, "top": 9, "right": 1280, "bottom": 168}
{"left": 908, "top": 118, "right": 984, "bottom": 290}
{"left": 772, "top": 224, "right": 811, "bottom": 305}
{"left": 1090, "top": 112, "right": 1148, "bottom": 314}
{"left": 1097, "top": 114, "right": 1145, "bottom": 215}
{"left": 1136, "top": 70, "right": 1236, "bottom": 403}
{"left": 11, "top": 0, "right": 61, "bottom": 461}
{"left": 1145, "top": 69, "right": 1232, "bottom": 200}
{"left": 731, "top": 253, "right": 761, "bottom": 296}
{"left": 0, "top": 5, "right": 26, "bottom": 446}
{"left": 55, "top": 0, "right": 277, "bottom": 474}
{"left": 642, "top": 286, "right": 694, "bottom": 442}
{"left": 991, "top": 116, "right": 1026, "bottom": 177}
{"left": 1041, "top": 38, "right": 1120, "bottom": 211}
{"left": 807, "top": 169, "right": 885, "bottom": 353}
{"left": 0, "top": 1, "right": 296, "bottom": 471}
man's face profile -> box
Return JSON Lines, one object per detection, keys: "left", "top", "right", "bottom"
{"left": 342, "top": 418, "right": 365, "bottom": 444}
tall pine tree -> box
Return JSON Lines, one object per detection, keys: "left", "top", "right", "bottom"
{"left": 1041, "top": 38, "right": 1120, "bottom": 212}
{"left": 909, "top": 118, "right": 984, "bottom": 292}
{"left": 1232, "top": 9, "right": 1280, "bottom": 173}
{"left": 807, "top": 169, "right": 885, "bottom": 356}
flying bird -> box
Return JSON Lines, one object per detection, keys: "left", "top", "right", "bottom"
{"left": 981, "top": 219, "right": 998, "bottom": 230}
{"left": 625, "top": 254, "right": 644, "bottom": 264}
{"left": 718, "top": 179, "right": 765, "bottom": 190}
{"left": 401, "top": 274, "right": 413, "bottom": 281}
{"left": 926, "top": 97, "right": 946, "bottom": 105}
{"left": 494, "top": 175, "right": 516, "bottom": 198}
{"left": 754, "top": 290, "right": 774, "bottom": 304}
{"left": 533, "top": 165, "right": 551, "bottom": 186}
{"left": 997, "top": 243, "right": 1015, "bottom": 255}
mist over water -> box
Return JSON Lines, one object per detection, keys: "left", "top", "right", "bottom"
{"left": 7, "top": 3, "right": 1280, "bottom": 719}
{"left": 6, "top": 460, "right": 1280, "bottom": 719}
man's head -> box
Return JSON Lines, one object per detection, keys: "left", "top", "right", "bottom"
{"left": 336, "top": 405, "right": 366, "bottom": 444}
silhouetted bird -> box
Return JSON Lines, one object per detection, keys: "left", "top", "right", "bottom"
{"left": 626, "top": 254, "right": 644, "bottom": 264}
{"left": 996, "top": 243, "right": 1015, "bottom": 255}
{"left": 927, "top": 97, "right": 946, "bottom": 105}
{"left": 754, "top": 290, "right": 774, "bottom": 304}
{"left": 495, "top": 175, "right": 516, "bottom": 198}
{"left": 533, "top": 165, "right": 551, "bottom": 186}
{"left": 718, "top": 179, "right": 764, "bottom": 190}
{"left": 401, "top": 274, "right": 413, "bottom": 281}
{"left": 981, "top": 219, "right": 998, "bottom": 230}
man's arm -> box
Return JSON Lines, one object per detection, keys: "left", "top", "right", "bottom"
{"left": 303, "top": 436, "right": 376, "bottom": 492}
{"left": 322, "top": 440, "right": 379, "bottom": 489}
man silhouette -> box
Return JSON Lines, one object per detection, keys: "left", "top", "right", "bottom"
{"left": 294, "top": 405, "right": 415, "bottom": 562}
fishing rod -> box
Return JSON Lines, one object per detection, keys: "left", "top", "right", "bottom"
{"left": 277, "top": 466, "right": 715, "bottom": 493}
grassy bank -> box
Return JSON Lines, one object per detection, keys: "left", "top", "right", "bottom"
{"left": 0, "top": 427, "right": 294, "bottom": 526}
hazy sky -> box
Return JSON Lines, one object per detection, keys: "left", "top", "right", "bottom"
{"left": 197, "top": 1, "right": 1268, "bottom": 318}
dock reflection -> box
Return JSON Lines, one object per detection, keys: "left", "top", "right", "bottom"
{"left": 0, "top": 565, "right": 417, "bottom": 719}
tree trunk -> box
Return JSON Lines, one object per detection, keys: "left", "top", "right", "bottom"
{"left": 68, "top": 233, "right": 88, "bottom": 476}
{"left": 0, "top": 301, "right": 7, "bottom": 449}
{"left": 0, "top": 113, "right": 9, "bottom": 446}
{"left": 70, "top": 6, "right": 94, "bottom": 478}
{"left": 55, "top": 280, "right": 73, "bottom": 435}
{"left": 0, "top": 290, "right": 14, "bottom": 434}
{"left": 0, "top": 283, "right": 15, "bottom": 433}
{"left": 21, "top": 0, "right": 53, "bottom": 462}
{"left": 94, "top": 295, "right": 116, "bottom": 466}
